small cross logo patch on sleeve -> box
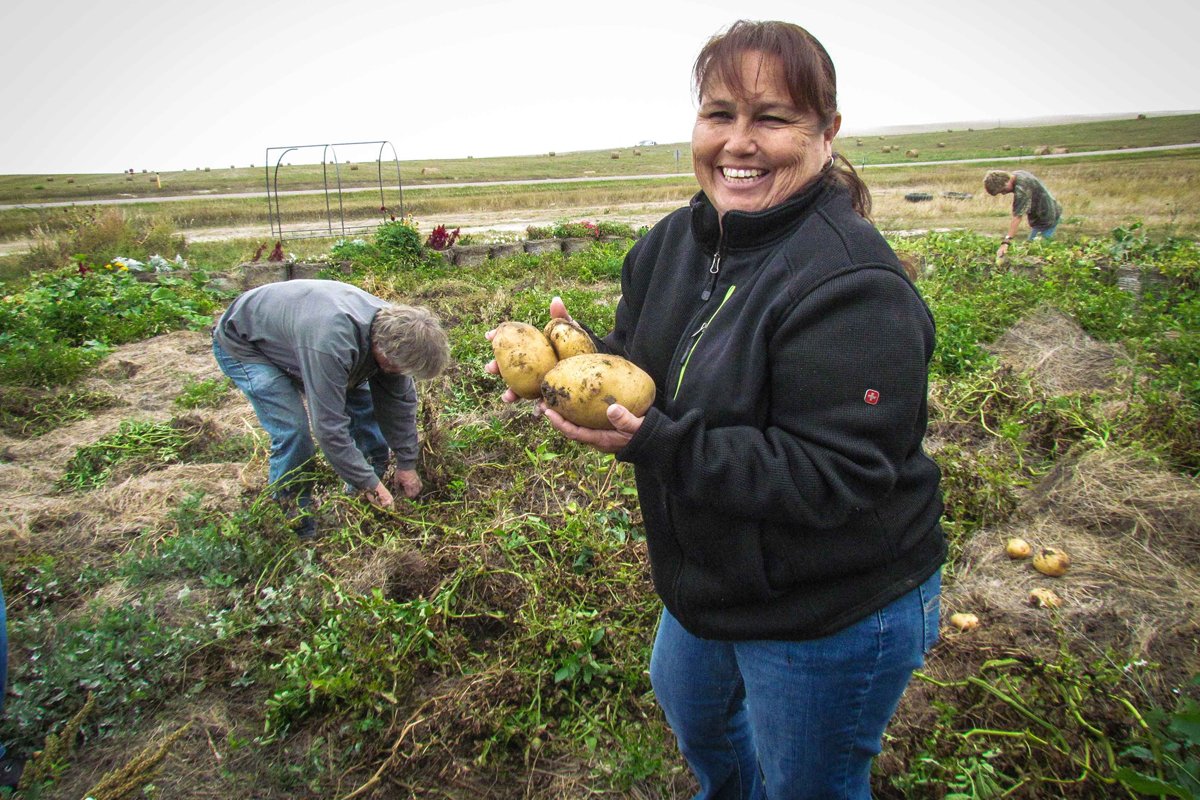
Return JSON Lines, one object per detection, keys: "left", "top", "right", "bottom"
{"left": 864, "top": 389, "right": 880, "bottom": 405}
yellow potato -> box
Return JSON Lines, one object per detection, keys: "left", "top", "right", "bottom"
{"left": 1005, "top": 537, "right": 1032, "bottom": 559}
{"left": 1032, "top": 547, "right": 1070, "bottom": 577}
{"left": 949, "top": 612, "right": 980, "bottom": 631}
{"left": 541, "top": 353, "right": 655, "bottom": 429}
{"left": 491, "top": 321, "right": 559, "bottom": 399}
{"left": 544, "top": 318, "right": 597, "bottom": 360}
{"left": 1028, "top": 587, "right": 1062, "bottom": 609}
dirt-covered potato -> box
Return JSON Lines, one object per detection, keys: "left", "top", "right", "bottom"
{"left": 543, "top": 318, "right": 597, "bottom": 360}
{"left": 491, "top": 321, "right": 559, "bottom": 399}
{"left": 540, "top": 353, "right": 655, "bottom": 429}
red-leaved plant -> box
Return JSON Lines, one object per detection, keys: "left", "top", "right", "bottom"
{"left": 425, "top": 225, "right": 460, "bottom": 251}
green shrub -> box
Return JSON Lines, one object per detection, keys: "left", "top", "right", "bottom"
{"left": 0, "top": 334, "right": 105, "bottom": 387}
{"left": 329, "top": 237, "right": 374, "bottom": 263}
{"left": 374, "top": 219, "right": 423, "bottom": 266}
{"left": 263, "top": 586, "right": 450, "bottom": 737}
{"left": 596, "top": 221, "right": 636, "bottom": 238}
{"left": 552, "top": 220, "right": 598, "bottom": 238}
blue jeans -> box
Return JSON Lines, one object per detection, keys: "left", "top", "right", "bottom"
{"left": 1029, "top": 221, "right": 1058, "bottom": 239}
{"left": 1, "top": 577, "right": 8, "bottom": 760}
{"left": 212, "top": 337, "right": 389, "bottom": 508}
{"left": 650, "top": 570, "right": 941, "bottom": 800}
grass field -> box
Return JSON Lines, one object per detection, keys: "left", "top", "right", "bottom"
{"left": 2, "top": 113, "right": 1196, "bottom": 202}
{"left": 1, "top": 114, "right": 1198, "bottom": 282}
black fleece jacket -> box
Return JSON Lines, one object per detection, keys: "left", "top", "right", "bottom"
{"left": 608, "top": 177, "right": 946, "bottom": 641}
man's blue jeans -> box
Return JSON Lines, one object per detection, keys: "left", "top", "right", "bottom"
{"left": 212, "top": 337, "right": 389, "bottom": 508}
{"left": 649, "top": 570, "right": 941, "bottom": 800}
{"left": 1030, "top": 221, "right": 1059, "bottom": 239}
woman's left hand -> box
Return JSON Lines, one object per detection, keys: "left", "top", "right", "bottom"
{"left": 540, "top": 402, "right": 643, "bottom": 454}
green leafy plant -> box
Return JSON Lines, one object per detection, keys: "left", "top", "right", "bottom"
{"left": 0, "top": 261, "right": 218, "bottom": 387}
{"left": 174, "top": 375, "right": 232, "bottom": 409}
{"left": 58, "top": 418, "right": 207, "bottom": 491}
{"left": 374, "top": 218, "right": 424, "bottom": 266}
{"left": 1117, "top": 676, "right": 1200, "bottom": 799}
{"left": 553, "top": 220, "right": 599, "bottom": 239}
{"left": 263, "top": 584, "right": 450, "bottom": 737}
{"left": 0, "top": 387, "right": 116, "bottom": 436}
{"left": 553, "top": 626, "right": 612, "bottom": 685}
{"left": 910, "top": 652, "right": 1198, "bottom": 798}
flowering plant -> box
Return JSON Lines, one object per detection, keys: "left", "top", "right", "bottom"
{"left": 425, "top": 225, "right": 461, "bottom": 251}
{"left": 554, "top": 221, "right": 600, "bottom": 239}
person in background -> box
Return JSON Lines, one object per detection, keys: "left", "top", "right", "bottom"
{"left": 0, "top": 578, "right": 25, "bottom": 790}
{"left": 213, "top": 279, "right": 450, "bottom": 537}
{"left": 488, "top": 19, "right": 944, "bottom": 800}
{"left": 984, "top": 168, "right": 1063, "bottom": 262}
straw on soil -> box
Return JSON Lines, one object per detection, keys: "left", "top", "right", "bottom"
{"left": 986, "top": 307, "right": 1129, "bottom": 394}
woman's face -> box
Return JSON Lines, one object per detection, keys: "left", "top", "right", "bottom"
{"left": 692, "top": 51, "right": 840, "bottom": 219}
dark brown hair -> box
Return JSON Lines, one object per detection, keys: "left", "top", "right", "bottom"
{"left": 692, "top": 20, "right": 873, "bottom": 222}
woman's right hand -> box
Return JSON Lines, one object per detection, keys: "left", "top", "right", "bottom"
{"left": 484, "top": 296, "right": 573, "bottom": 403}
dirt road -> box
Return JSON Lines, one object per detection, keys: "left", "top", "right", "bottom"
{"left": 0, "top": 200, "right": 685, "bottom": 257}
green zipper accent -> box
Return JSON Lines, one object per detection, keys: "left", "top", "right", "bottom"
{"left": 674, "top": 284, "right": 736, "bottom": 400}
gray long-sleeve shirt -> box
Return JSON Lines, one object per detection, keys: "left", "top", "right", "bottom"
{"left": 214, "top": 279, "right": 418, "bottom": 489}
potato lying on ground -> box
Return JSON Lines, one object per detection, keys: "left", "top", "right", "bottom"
{"left": 541, "top": 353, "right": 655, "bottom": 429}
{"left": 491, "top": 321, "right": 559, "bottom": 399}
{"left": 949, "top": 612, "right": 980, "bottom": 631}
{"left": 544, "top": 318, "right": 597, "bottom": 360}
{"left": 1032, "top": 547, "right": 1071, "bottom": 577}
{"left": 1005, "top": 537, "right": 1032, "bottom": 559}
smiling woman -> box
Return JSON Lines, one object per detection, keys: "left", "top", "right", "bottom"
{"left": 503, "top": 18, "right": 947, "bottom": 800}
{"left": 691, "top": 50, "right": 839, "bottom": 218}
{"left": 691, "top": 19, "right": 874, "bottom": 226}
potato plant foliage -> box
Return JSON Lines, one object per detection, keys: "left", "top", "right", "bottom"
{"left": 0, "top": 214, "right": 1197, "bottom": 799}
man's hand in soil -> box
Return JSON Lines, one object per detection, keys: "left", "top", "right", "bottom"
{"left": 393, "top": 469, "right": 423, "bottom": 499}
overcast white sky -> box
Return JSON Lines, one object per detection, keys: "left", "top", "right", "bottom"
{"left": 2, "top": 0, "right": 1197, "bottom": 175}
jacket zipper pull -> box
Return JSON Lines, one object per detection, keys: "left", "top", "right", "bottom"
{"left": 700, "top": 253, "right": 721, "bottom": 301}
{"left": 679, "top": 321, "right": 709, "bottom": 364}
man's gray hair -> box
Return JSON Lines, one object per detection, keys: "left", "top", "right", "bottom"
{"left": 983, "top": 170, "right": 1012, "bottom": 195}
{"left": 371, "top": 304, "right": 451, "bottom": 380}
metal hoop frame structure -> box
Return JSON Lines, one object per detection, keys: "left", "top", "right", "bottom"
{"left": 265, "top": 140, "right": 404, "bottom": 242}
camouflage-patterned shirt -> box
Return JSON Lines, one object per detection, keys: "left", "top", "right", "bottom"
{"left": 1011, "top": 171, "right": 1062, "bottom": 229}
